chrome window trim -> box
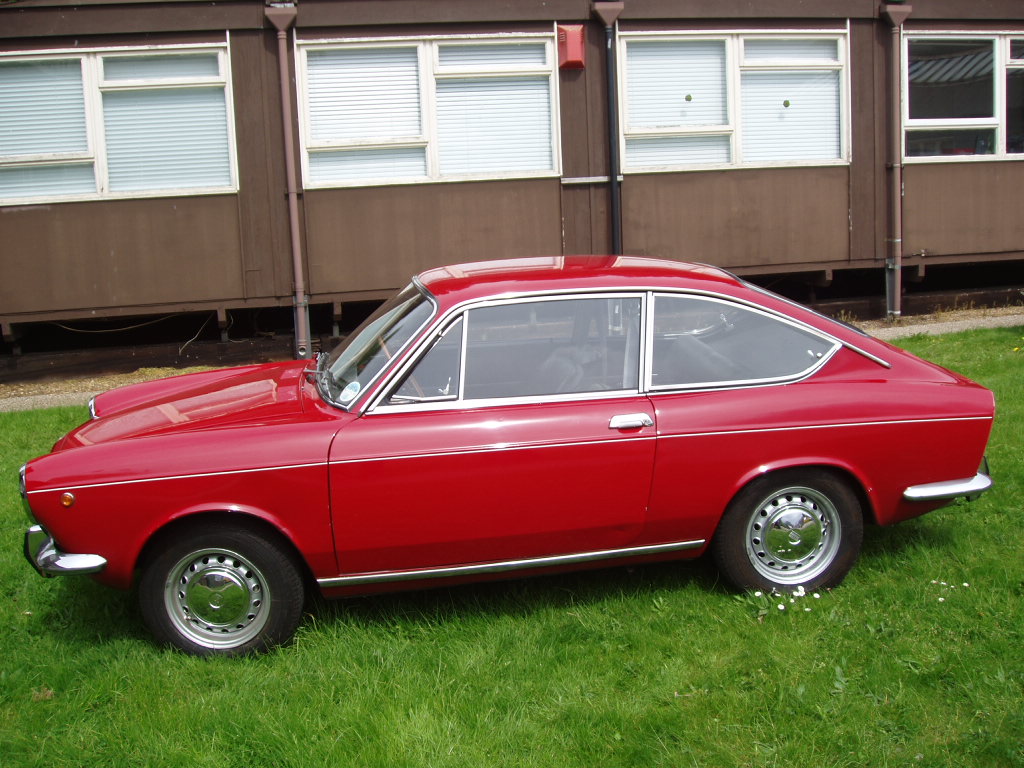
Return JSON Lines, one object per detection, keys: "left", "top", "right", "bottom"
{"left": 317, "top": 537, "right": 705, "bottom": 587}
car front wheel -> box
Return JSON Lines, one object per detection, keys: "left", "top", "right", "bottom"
{"left": 711, "top": 469, "right": 864, "bottom": 593}
{"left": 139, "top": 523, "right": 305, "bottom": 656}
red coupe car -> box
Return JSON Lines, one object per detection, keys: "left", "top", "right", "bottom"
{"left": 22, "top": 257, "right": 994, "bottom": 655}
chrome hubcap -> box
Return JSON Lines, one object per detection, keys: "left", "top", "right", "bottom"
{"left": 745, "top": 485, "right": 841, "bottom": 585}
{"left": 165, "top": 548, "right": 269, "bottom": 649}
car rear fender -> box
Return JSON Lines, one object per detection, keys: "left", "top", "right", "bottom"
{"left": 728, "top": 459, "right": 878, "bottom": 525}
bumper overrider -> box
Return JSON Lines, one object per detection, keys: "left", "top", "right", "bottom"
{"left": 903, "top": 458, "right": 993, "bottom": 505}
{"left": 20, "top": 464, "right": 106, "bottom": 577}
{"left": 24, "top": 525, "right": 107, "bottom": 577}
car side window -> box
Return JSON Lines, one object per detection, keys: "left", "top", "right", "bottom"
{"left": 462, "top": 296, "right": 642, "bottom": 400}
{"left": 651, "top": 294, "right": 838, "bottom": 388}
{"left": 387, "top": 317, "right": 464, "bottom": 404}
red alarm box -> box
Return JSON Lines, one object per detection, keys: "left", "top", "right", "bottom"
{"left": 558, "top": 24, "right": 585, "bottom": 69}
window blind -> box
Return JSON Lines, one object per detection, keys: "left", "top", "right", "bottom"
{"left": 103, "top": 87, "right": 232, "bottom": 191}
{"left": 0, "top": 59, "right": 88, "bottom": 156}
{"left": 626, "top": 40, "right": 728, "bottom": 128}
{"left": 740, "top": 70, "right": 840, "bottom": 162}
{"left": 436, "top": 76, "right": 552, "bottom": 174}
{"left": 307, "top": 48, "right": 421, "bottom": 142}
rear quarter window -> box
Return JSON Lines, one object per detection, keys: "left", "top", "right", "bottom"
{"left": 650, "top": 294, "right": 838, "bottom": 389}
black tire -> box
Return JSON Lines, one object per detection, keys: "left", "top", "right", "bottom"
{"left": 139, "top": 522, "right": 305, "bottom": 656}
{"left": 711, "top": 469, "right": 864, "bottom": 593}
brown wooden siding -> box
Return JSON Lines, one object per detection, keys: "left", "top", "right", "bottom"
{"left": 0, "top": 196, "right": 245, "bottom": 314}
{"left": 303, "top": 180, "right": 564, "bottom": 297}
{"left": 621, "top": 167, "right": 851, "bottom": 271}
{"left": 903, "top": 162, "right": 1024, "bottom": 259}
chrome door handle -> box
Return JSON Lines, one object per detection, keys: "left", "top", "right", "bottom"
{"left": 609, "top": 413, "right": 654, "bottom": 430}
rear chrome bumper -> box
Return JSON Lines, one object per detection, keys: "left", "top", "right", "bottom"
{"left": 24, "top": 524, "right": 107, "bottom": 577}
{"left": 903, "top": 472, "right": 993, "bottom": 503}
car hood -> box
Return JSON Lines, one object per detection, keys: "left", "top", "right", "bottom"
{"left": 59, "top": 361, "right": 311, "bottom": 448}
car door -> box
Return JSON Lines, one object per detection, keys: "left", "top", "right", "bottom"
{"left": 327, "top": 294, "right": 658, "bottom": 576}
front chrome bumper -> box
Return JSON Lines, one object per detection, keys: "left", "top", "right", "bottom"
{"left": 24, "top": 524, "right": 107, "bottom": 577}
{"left": 903, "top": 471, "right": 993, "bottom": 503}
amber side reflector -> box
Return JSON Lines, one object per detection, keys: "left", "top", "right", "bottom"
{"left": 60, "top": 492, "right": 75, "bottom": 508}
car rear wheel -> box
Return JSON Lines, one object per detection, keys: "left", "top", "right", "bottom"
{"left": 139, "top": 523, "right": 305, "bottom": 656}
{"left": 712, "top": 469, "right": 864, "bottom": 593}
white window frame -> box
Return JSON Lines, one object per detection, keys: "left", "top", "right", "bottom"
{"left": 295, "top": 32, "right": 562, "bottom": 188}
{"left": 618, "top": 28, "right": 851, "bottom": 173}
{"left": 0, "top": 42, "right": 238, "bottom": 206}
{"left": 902, "top": 31, "right": 1024, "bottom": 163}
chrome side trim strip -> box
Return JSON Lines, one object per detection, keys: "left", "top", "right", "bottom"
{"left": 903, "top": 472, "right": 992, "bottom": 502}
{"left": 318, "top": 538, "right": 706, "bottom": 588}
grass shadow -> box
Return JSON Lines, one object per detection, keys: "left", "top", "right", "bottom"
{"left": 309, "top": 553, "right": 720, "bottom": 633}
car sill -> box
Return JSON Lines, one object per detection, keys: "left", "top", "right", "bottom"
{"left": 318, "top": 538, "right": 706, "bottom": 588}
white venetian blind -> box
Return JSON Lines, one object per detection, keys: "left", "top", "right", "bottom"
{"left": 0, "top": 59, "right": 89, "bottom": 156}
{"left": 744, "top": 39, "right": 839, "bottom": 62}
{"left": 0, "top": 59, "right": 96, "bottom": 198}
{"left": 438, "top": 42, "right": 547, "bottom": 68}
{"left": 626, "top": 40, "right": 728, "bottom": 128}
{"left": 306, "top": 47, "right": 426, "bottom": 182}
{"left": 307, "top": 47, "right": 421, "bottom": 141}
{"left": 0, "top": 164, "right": 96, "bottom": 198}
{"left": 625, "top": 135, "right": 730, "bottom": 167}
{"left": 740, "top": 70, "right": 840, "bottom": 162}
{"left": 435, "top": 42, "right": 552, "bottom": 175}
{"left": 103, "top": 87, "right": 232, "bottom": 191}
{"left": 436, "top": 76, "right": 553, "bottom": 174}
{"left": 103, "top": 53, "right": 221, "bottom": 81}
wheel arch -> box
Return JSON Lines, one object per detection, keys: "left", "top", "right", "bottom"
{"left": 725, "top": 461, "right": 878, "bottom": 528}
{"left": 134, "top": 509, "right": 316, "bottom": 588}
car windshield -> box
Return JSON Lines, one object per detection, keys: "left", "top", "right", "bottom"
{"left": 317, "top": 283, "right": 434, "bottom": 408}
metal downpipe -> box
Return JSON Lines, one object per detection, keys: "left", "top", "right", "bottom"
{"left": 266, "top": 3, "right": 312, "bottom": 358}
{"left": 594, "top": 2, "right": 624, "bottom": 255}
{"left": 883, "top": 4, "right": 912, "bottom": 319}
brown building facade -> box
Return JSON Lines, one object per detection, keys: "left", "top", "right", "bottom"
{"left": 2, "top": 0, "right": 1023, "bottom": 356}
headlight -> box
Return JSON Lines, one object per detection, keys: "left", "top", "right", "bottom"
{"left": 88, "top": 396, "right": 98, "bottom": 419}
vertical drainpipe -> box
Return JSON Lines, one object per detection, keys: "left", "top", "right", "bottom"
{"left": 593, "top": 2, "right": 625, "bottom": 255}
{"left": 882, "top": 3, "right": 913, "bottom": 319}
{"left": 265, "top": 2, "right": 312, "bottom": 358}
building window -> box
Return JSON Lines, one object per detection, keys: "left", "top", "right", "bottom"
{"left": 905, "top": 35, "right": 1024, "bottom": 159}
{"left": 620, "top": 33, "right": 847, "bottom": 172}
{"left": 297, "top": 36, "right": 560, "bottom": 187}
{"left": 0, "top": 46, "right": 236, "bottom": 204}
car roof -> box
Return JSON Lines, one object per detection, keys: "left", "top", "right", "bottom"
{"left": 417, "top": 256, "right": 744, "bottom": 304}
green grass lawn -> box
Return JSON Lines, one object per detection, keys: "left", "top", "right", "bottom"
{"left": 1, "top": 327, "right": 1021, "bottom": 767}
